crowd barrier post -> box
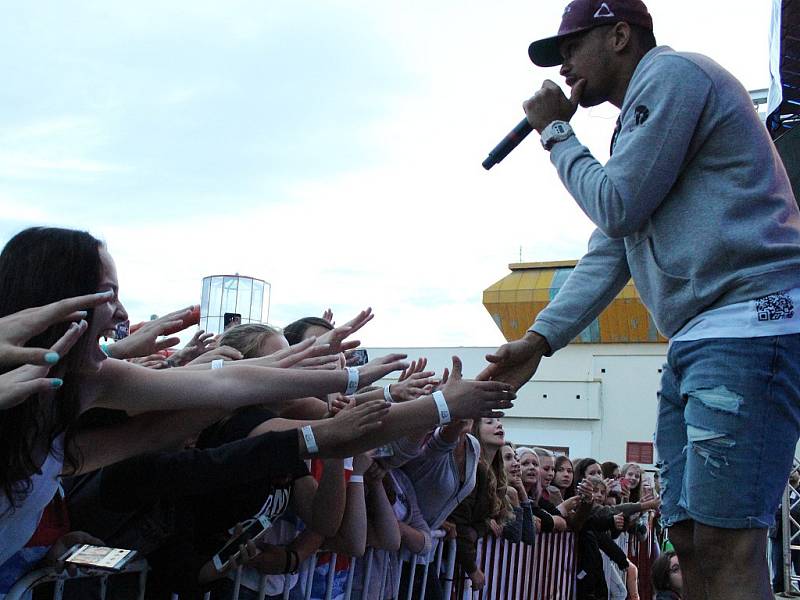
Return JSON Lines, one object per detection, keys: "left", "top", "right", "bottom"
{"left": 5, "top": 558, "right": 149, "bottom": 600}
{"left": 344, "top": 555, "right": 357, "bottom": 600}
{"left": 440, "top": 536, "right": 458, "bottom": 600}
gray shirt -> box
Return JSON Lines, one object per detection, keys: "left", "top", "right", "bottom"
{"left": 532, "top": 46, "right": 800, "bottom": 351}
{"left": 395, "top": 428, "right": 480, "bottom": 531}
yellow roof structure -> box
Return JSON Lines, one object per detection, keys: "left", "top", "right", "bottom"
{"left": 483, "top": 261, "right": 667, "bottom": 344}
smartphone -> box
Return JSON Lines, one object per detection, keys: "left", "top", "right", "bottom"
{"left": 372, "top": 444, "right": 395, "bottom": 458}
{"left": 223, "top": 312, "right": 242, "bottom": 330}
{"left": 212, "top": 514, "right": 271, "bottom": 572}
{"left": 349, "top": 349, "right": 369, "bottom": 366}
{"left": 113, "top": 320, "right": 130, "bottom": 340}
{"left": 62, "top": 544, "right": 137, "bottom": 572}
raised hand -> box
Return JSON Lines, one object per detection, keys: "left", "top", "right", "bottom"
{"left": 309, "top": 399, "right": 392, "bottom": 458}
{"left": 576, "top": 478, "right": 594, "bottom": 502}
{"left": 477, "top": 331, "right": 551, "bottom": 391}
{"left": 166, "top": 330, "right": 215, "bottom": 366}
{"left": 109, "top": 306, "right": 197, "bottom": 359}
{"left": 0, "top": 320, "right": 88, "bottom": 410}
{"left": 0, "top": 291, "right": 112, "bottom": 369}
{"left": 322, "top": 308, "right": 335, "bottom": 325}
{"left": 441, "top": 356, "right": 515, "bottom": 419}
{"left": 388, "top": 369, "right": 437, "bottom": 402}
{"left": 317, "top": 307, "right": 374, "bottom": 354}
{"left": 398, "top": 357, "right": 427, "bottom": 382}
{"left": 357, "top": 357, "right": 409, "bottom": 388}
{"left": 363, "top": 353, "right": 408, "bottom": 368}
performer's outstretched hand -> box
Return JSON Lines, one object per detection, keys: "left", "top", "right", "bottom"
{"left": 477, "top": 331, "right": 551, "bottom": 391}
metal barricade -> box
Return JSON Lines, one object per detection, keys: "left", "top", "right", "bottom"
{"left": 453, "top": 531, "right": 577, "bottom": 600}
{"left": 5, "top": 559, "right": 149, "bottom": 600}
{"left": 214, "top": 529, "right": 457, "bottom": 600}
{"left": 779, "top": 456, "right": 800, "bottom": 596}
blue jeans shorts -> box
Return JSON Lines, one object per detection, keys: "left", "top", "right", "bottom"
{"left": 656, "top": 334, "right": 800, "bottom": 529}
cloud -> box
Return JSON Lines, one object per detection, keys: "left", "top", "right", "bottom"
{"left": 0, "top": 0, "right": 771, "bottom": 348}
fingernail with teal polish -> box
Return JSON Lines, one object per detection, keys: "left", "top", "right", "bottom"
{"left": 44, "top": 352, "right": 60, "bottom": 364}
{"left": 51, "top": 378, "right": 63, "bottom": 388}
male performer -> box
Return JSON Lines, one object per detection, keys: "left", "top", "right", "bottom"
{"left": 479, "top": 1, "right": 800, "bottom": 598}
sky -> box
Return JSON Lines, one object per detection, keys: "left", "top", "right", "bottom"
{"left": 0, "top": 1, "right": 773, "bottom": 348}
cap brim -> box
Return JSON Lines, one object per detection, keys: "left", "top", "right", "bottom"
{"left": 528, "top": 36, "right": 564, "bottom": 67}
{"left": 528, "top": 26, "right": 596, "bottom": 67}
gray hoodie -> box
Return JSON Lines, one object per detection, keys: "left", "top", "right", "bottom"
{"left": 532, "top": 46, "right": 800, "bottom": 351}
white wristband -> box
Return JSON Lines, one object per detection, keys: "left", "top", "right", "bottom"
{"left": 345, "top": 367, "right": 360, "bottom": 396}
{"left": 349, "top": 475, "right": 364, "bottom": 484}
{"left": 301, "top": 425, "right": 318, "bottom": 455}
{"left": 211, "top": 359, "right": 224, "bottom": 370}
{"left": 432, "top": 390, "right": 451, "bottom": 425}
{"left": 383, "top": 384, "right": 395, "bottom": 403}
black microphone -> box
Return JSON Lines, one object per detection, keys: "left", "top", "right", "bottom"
{"left": 482, "top": 118, "right": 533, "bottom": 170}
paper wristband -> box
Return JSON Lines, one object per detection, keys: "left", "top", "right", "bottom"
{"left": 349, "top": 475, "right": 364, "bottom": 484}
{"left": 301, "top": 425, "right": 319, "bottom": 455}
{"left": 383, "top": 384, "right": 395, "bottom": 403}
{"left": 345, "top": 367, "right": 360, "bottom": 396}
{"left": 211, "top": 359, "right": 224, "bottom": 370}
{"left": 432, "top": 390, "right": 451, "bottom": 425}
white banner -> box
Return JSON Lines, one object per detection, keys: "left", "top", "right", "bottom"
{"left": 767, "top": 0, "right": 784, "bottom": 117}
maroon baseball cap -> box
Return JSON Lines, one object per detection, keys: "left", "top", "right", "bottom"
{"left": 528, "top": 0, "right": 653, "bottom": 67}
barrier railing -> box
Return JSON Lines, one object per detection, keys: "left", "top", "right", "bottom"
{"left": 7, "top": 523, "right": 659, "bottom": 599}
{"left": 778, "top": 456, "right": 800, "bottom": 596}
{"left": 452, "top": 531, "right": 577, "bottom": 600}
{"left": 5, "top": 558, "right": 149, "bottom": 600}
{"left": 204, "top": 529, "right": 457, "bottom": 600}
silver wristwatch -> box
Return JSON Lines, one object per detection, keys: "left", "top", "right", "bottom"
{"left": 540, "top": 120, "right": 574, "bottom": 151}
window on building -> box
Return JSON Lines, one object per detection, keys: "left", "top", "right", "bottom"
{"left": 626, "top": 441, "right": 654, "bottom": 465}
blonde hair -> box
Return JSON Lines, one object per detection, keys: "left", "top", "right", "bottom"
{"left": 516, "top": 447, "right": 540, "bottom": 501}
{"left": 218, "top": 323, "right": 283, "bottom": 359}
{"left": 621, "top": 462, "right": 643, "bottom": 501}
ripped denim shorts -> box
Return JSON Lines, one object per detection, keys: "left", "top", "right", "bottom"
{"left": 655, "top": 334, "right": 800, "bottom": 529}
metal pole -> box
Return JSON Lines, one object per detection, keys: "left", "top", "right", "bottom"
{"left": 784, "top": 483, "right": 794, "bottom": 594}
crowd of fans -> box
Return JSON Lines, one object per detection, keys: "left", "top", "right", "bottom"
{"left": 0, "top": 226, "right": 670, "bottom": 600}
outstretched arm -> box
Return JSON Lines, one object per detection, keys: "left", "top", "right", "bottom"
{"left": 478, "top": 228, "right": 628, "bottom": 389}
{"left": 81, "top": 356, "right": 405, "bottom": 414}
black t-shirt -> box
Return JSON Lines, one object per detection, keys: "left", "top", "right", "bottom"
{"left": 192, "top": 407, "right": 309, "bottom": 553}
